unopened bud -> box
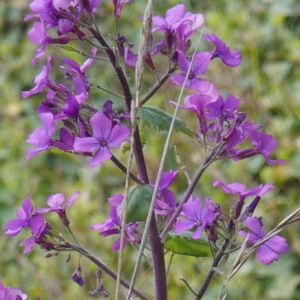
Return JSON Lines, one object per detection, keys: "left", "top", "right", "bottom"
{"left": 65, "top": 253, "right": 71, "bottom": 263}
{"left": 44, "top": 250, "right": 59, "bottom": 258}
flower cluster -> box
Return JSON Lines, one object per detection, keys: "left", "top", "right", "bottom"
{"left": 4, "top": 192, "right": 79, "bottom": 253}
{"left": 2, "top": 0, "right": 291, "bottom": 299}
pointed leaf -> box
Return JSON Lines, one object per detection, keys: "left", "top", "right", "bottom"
{"left": 126, "top": 185, "right": 153, "bottom": 222}
{"left": 138, "top": 105, "right": 193, "bottom": 137}
{"left": 164, "top": 231, "right": 211, "bottom": 257}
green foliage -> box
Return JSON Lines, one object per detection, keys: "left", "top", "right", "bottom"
{"left": 126, "top": 184, "right": 153, "bottom": 222}
{"left": 164, "top": 232, "right": 211, "bottom": 257}
{"left": 138, "top": 105, "right": 194, "bottom": 137}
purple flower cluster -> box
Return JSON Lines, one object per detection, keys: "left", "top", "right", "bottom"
{"left": 173, "top": 180, "right": 288, "bottom": 264}
{"left": 21, "top": 0, "right": 132, "bottom": 167}
{"left": 172, "top": 77, "right": 285, "bottom": 165}
{"left": 4, "top": 192, "right": 79, "bottom": 253}
{"left": 22, "top": 51, "right": 130, "bottom": 166}
{"left": 4, "top": 1, "right": 291, "bottom": 298}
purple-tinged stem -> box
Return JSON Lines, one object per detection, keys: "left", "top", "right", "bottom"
{"left": 89, "top": 24, "right": 167, "bottom": 300}
{"left": 194, "top": 238, "right": 230, "bottom": 300}
{"left": 67, "top": 242, "right": 148, "bottom": 300}
{"left": 139, "top": 65, "right": 177, "bottom": 107}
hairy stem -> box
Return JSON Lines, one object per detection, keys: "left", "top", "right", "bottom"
{"left": 194, "top": 238, "right": 230, "bottom": 300}
{"left": 110, "top": 154, "right": 143, "bottom": 185}
{"left": 88, "top": 26, "right": 132, "bottom": 111}
{"left": 138, "top": 65, "right": 177, "bottom": 107}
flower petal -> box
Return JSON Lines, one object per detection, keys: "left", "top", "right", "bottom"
{"left": 89, "top": 146, "right": 111, "bottom": 166}
{"left": 74, "top": 137, "right": 99, "bottom": 153}
{"left": 256, "top": 244, "right": 278, "bottom": 265}
{"left": 106, "top": 123, "right": 130, "bottom": 148}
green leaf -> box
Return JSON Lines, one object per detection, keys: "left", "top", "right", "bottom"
{"left": 164, "top": 232, "right": 211, "bottom": 257}
{"left": 138, "top": 105, "right": 193, "bottom": 137}
{"left": 125, "top": 185, "right": 153, "bottom": 222}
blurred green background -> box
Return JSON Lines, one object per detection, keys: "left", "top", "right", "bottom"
{"left": 1, "top": 0, "right": 300, "bottom": 299}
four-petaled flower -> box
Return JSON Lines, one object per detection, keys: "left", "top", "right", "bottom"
{"left": 175, "top": 197, "right": 215, "bottom": 239}
{"left": 74, "top": 112, "right": 130, "bottom": 166}
{"left": 170, "top": 51, "right": 213, "bottom": 93}
{"left": 35, "top": 191, "right": 80, "bottom": 226}
{"left": 238, "top": 217, "right": 288, "bottom": 265}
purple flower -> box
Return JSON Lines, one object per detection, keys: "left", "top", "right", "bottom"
{"left": 60, "top": 47, "right": 97, "bottom": 103}
{"left": 213, "top": 181, "right": 274, "bottom": 219}
{"left": 180, "top": 93, "right": 214, "bottom": 134}
{"left": 26, "top": 0, "right": 88, "bottom": 35}
{"left": 82, "top": 0, "right": 102, "bottom": 13}
{"left": 154, "top": 170, "right": 179, "bottom": 216}
{"left": 222, "top": 119, "right": 260, "bottom": 150}
{"left": 152, "top": 4, "right": 186, "bottom": 35}
{"left": 119, "top": 30, "right": 164, "bottom": 70}
{"left": 35, "top": 191, "right": 80, "bottom": 226}
{"left": 204, "top": 34, "right": 242, "bottom": 67}
{"left": 152, "top": 4, "right": 204, "bottom": 51}
{"left": 61, "top": 95, "right": 80, "bottom": 120}
{"left": 19, "top": 214, "right": 48, "bottom": 254}
{"left": 112, "top": 0, "right": 132, "bottom": 18}
{"left": 72, "top": 265, "right": 85, "bottom": 286}
{"left": 91, "top": 194, "right": 140, "bottom": 251}
{"left": 26, "top": 112, "right": 55, "bottom": 159}
{"left": 0, "top": 280, "right": 27, "bottom": 300}
{"left": 4, "top": 195, "right": 50, "bottom": 253}
{"left": 21, "top": 56, "right": 52, "bottom": 98}
{"left": 74, "top": 112, "right": 130, "bottom": 166}
{"left": 175, "top": 197, "right": 215, "bottom": 239}
{"left": 230, "top": 131, "right": 286, "bottom": 165}
{"left": 213, "top": 181, "right": 274, "bottom": 202}
{"left": 4, "top": 196, "right": 33, "bottom": 236}
{"left": 251, "top": 132, "right": 286, "bottom": 165}
{"left": 205, "top": 94, "right": 240, "bottom": 121}
{"left": 175, "top": 11, "right": 205, "bottom": 51}
{"left": 170, "top": 51, "right": 214, "bottom": 92}
{"left": 27, "top": 20, "right": 70, "bottom": 65}
{"left": 102, "top": 99, "right": 130, "bottom": 122}
{"left": 238, "top": 217, "right": 288, "bottom": 264}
